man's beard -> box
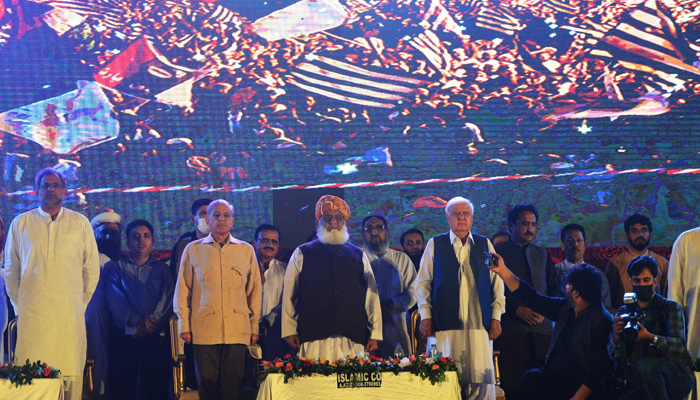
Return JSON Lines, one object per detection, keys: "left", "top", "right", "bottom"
{"left": 408, "top": 253, "right": 423, "bottom": 269}
{"left": 317, "top": 224, "right": 349, "bottom": 245}
{"left": 628, "top": 236, "right": 650, "bottom": 252}
{"left": 365, "top": 236, "right": 390, "bottom": 256}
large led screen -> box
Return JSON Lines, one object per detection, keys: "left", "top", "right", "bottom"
{"left": 1, "top": 0, "right": 700, "bottom": 247}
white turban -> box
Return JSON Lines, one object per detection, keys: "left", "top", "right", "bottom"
{"left": 90, "top": 212, "right": 122, "bottom": 229}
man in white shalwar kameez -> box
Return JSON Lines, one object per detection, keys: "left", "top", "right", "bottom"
{"left": 668, "top": 226, "right": 700, "bottom": 400}
{"left": 361, "top": 215, "right": 416, "bottom": 357}
{"left": 282, "top": 195, "right": 382, "bottom": 361}
{"left": 4, "top": 168, "right": 100, "bottom": 400}
{"left": 415, "top": 197, "right": 505, "bottom": 400}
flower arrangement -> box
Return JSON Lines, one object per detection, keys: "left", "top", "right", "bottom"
{"left": 259, "top": 352, "right": 460, "bottom": 386}
{"left": 0, "top": 360, "right": 61, "bottom": 387}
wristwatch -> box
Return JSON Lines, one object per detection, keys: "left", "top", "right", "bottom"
{"left": 651, "top": 335, "right": 659, "bottom": 346}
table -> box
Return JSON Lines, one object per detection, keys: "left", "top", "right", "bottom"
{"left": 257, "top": 371, "right": 462, "bottom": 400}
{"left": 0, "top": 378, "right": 64, "bottom": 400}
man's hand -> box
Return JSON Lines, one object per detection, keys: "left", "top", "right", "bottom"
{"left": 286, "top": 334, "right": 301, "bottom": 349}
{"left": 135, "top": 318, "right": 154, "bottom": 338}
{"left": 635, "top": 322, "right": 654, "bottom": 342}
{"left": 516, "top": 306, "right": 544, "bottom": 326}
{"left": 365, "top": 339, "right": 378, "bottom": 353}
{"left": 488, "top": 253, "right": 521, "bottom": 292}
{"left": 612, "top": 316, "right": 625, "bottom": 343}
{"left": 419, "top": 318, "right": 434, "bottom": 337}
{"left": 250, "top": 334, "right": 259, "bottom": 346}
{"left": 488, "top": 319, "right": 502, "bottom": 341}
{"left": 145, "top": 318, "right": 157, "bottom": 334}
{"left": 180, "top": 332, "right": 192, "bottom": 344}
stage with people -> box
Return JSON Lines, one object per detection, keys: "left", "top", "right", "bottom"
{"left": 2, "top": 0, "right": 700, "bottom": 399}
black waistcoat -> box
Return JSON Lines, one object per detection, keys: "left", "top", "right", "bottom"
{"left": 297, "top": 240, "right": 368, "bottom": 345}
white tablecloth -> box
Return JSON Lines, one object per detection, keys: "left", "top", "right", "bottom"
{"left": 257, "top": 371, "right": 462, "bottom": 400}
{"left": 0, "top": 378, "right": 64, "bottom": 400}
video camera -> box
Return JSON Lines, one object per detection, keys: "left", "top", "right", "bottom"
{"left": 619, "top": 293, "right": 641, "bottom": 341}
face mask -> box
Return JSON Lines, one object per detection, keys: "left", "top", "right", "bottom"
{"left": 565, "top": 289, "right": 576, "bottom": 308}
{"left": 633, "top": 284, "right": 655, "bottom": 302}
{"left": 196, "top": 218, "right": 211, "bottom": 235}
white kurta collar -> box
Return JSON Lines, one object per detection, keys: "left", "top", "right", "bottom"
{"left": 37, "top": 207, "right": 64, "bottom": 222}
{"left": 449, "top": 230, "right": 473, "bottom": 246}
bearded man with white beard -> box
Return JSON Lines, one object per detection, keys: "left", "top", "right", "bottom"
{"left": 281, "top": 195, "right": 382, "bottom": 360}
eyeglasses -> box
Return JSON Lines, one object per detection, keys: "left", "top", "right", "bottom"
{"left": 322, "top": 214, "right": 345, "bottom": 223}
{"left": 363, "top": 225, "right": 386, "bottom": 233}
{"left": 40, "top": 183, "right": 63, "bottom": 191}
{"left": 258, "top": 238, "right": 279, "bottom": 246}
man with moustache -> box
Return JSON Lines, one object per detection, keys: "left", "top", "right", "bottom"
{"left": 362, "top": 215, "right": 416, "bottom": 357}
{"left": 106, "top": 220, "right": 174, "bottom": 400}
{"left": 282, "top": 195, "right": 382, "bottom": 361}
{"left": 4, "top": 168, "right": 100, "bottom": 400}
{"left": 174, "top": 200, "right": 262, "bottom": 400}
{"left": 400, "top": 228, "right": 425, "bottom": 271}
{"left": 494, "top": 204, "right": 562, "bottom": 400}
{"left": 253, "top": 223, "right": 290, "bottom": 360}
{"left": 554, "top": 224, "right": 611, "bottom": 308}
{"left": 170, "top": 198, "right": 214, "bottom": 279}
{"left": 415, "top": 196, "right": 505, "bottom": 400}
{"left": 606, "top": 214, "right": 668, "bottom": 309}
{"left": 488, "top": 255, "right": 613, "bottom": 400}
{"left": 86, "top": 211, "right": 122, "bottom": 399}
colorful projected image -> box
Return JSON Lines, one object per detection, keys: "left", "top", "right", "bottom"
{"left": 1, "top": 0, "right": 700, "bottom": 244}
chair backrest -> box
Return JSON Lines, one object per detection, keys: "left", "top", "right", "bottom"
{"left": 7, "top": 318, "right": 16, "bottom": 363}
{"left": 410, "top": 309, "right": 420, "bottom": 354}
{"left": 169, "top": 315, "right": 187, "bottom": 398}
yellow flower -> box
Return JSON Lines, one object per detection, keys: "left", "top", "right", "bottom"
{"left": 320, "top": 358, "right": 327, "bottom": 364}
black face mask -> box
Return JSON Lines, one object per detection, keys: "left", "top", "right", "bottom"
{"left": 633, "top": 284, "right": 655, "bottom": 302}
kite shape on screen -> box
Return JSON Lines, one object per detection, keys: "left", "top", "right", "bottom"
{"left": 0, "top": 81, "right": 119, "bottom": 154}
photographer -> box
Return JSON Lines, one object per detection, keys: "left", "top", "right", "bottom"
{"left": 610, "top": 255, "right": 694, "bottom": 400}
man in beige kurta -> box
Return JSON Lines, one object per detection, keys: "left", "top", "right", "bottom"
{"left": 174, "top": 199, "right": 261, "bottom": 400}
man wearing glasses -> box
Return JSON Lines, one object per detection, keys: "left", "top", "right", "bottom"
{"left": 5, "top": 168, "right": 100, "bottom": 400}
{"left": 282, "top": 195, "right": 382, "bottom": 360}
{"left": 253, "top": 224, "right": 290, "bottom": 360}
{"left": 361, "top": 215, "right": 416, "bottom": 357}
{"left": 494, "top": 204, "right": 562, "bottom": 400}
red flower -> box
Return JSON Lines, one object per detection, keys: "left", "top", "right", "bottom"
{"left": 285, "top": 363, "right": 293, "bottom": 371}
{"left": 432, "top": 364, "right": 439, "bottom": 370}
{"left": 440, "top": 357, "right": 448, "bottom": 363}
{"left": 284, "top": 354, "right": 292, "bottom": 359}
{"left": 369, "top": 356, "right": 383, "bottom": 362}
{"left": 44, "top": 368, "right": 51, "bottom": 377}
{"left": 303, "top": 360, "right": 311, "bottom": 367}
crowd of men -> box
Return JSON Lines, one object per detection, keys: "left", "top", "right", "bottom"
{"left": 1, "top": 167, "right": 699, "bottom": 400}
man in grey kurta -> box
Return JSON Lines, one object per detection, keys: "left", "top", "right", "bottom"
{"left": 361, "top": 215, "right": 416, "bottom": 357}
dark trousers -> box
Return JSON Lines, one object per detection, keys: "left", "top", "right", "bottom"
{"left": 494, "top": 332, "right": 551, "bottom": 400}
{"left": 520, "top": 368, "right": 582, "bottom": 400}
{"left": 108, "top": 327, "right": 170, "bottom": 400}
{"left": 193, "top": 344, "right": 247, "bottom": 400}
{"left": 619, "top": 358, "right": 694, "bottom": 400}
{"left": 259, "top": 322, "right": 291, "bottom": 361}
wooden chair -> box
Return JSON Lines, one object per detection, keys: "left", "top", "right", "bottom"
{"left": 7, "top": 318, "right": 95, "bottom": 399}
{"left": 494, "top": 350, "right": 505, "bottom": 400}
{"left": 170, "top": 315, "right": 199, "bottom": 400}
